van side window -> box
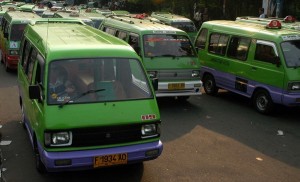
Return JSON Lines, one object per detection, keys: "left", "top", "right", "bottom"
{"left": 255, "top": 44, "right": 276, "bottom": 63}
{"left": 35, "top": 55, "right": 44, "bottom": 86}
{"left": 22, "top": 40, "right": 32, "bottom": 73}
{"left": 195, "top": 28, "right": 208, "bottom": 49}
{"left": 105, "top": 27, "right": 116, "bottom": 36}
{"left": 227, "top": 36, "right": 251, "bottom": 61}
{"left": 116, "top": 30, "right": 127, "bottom": 41}
{"left": 128, "top": 34, "right": 140, "bottom": 51}
{"left": 208, "top": 33, "right": 229, "bottom": 56}
{"left": 27, "top": 48, "right": 38, "bottom": 82}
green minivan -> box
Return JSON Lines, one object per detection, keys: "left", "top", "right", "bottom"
{"left": 18, "top": 19, "right": 162, "bottom": 172}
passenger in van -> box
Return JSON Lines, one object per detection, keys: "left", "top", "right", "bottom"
{"left": 49, "top": 65, "right": 77, "bottom": 101}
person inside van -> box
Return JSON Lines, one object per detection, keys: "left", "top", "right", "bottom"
{"left": 49, "top": 65, "right": 76, "bottom": 102}
{"left": 259, "top": 8, "right": 267, "bottom": 18}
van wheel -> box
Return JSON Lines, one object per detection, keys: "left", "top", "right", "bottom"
{"left": 34, "top": 140, "right": 46, "bottom": 173}
{"left": 21, "top": 105, "right": 26, "bottom": 129}
{"left": 253, "top": 89, "right": 274, "bottom": 114}
{"left": 176, "top": 96, "right": 190, "bottom": 101}
{"left": 4, "top": 59, "right": 10, "bottom": 72}
{"left": 203, "top": 74, "right": 218, "bottom": 95}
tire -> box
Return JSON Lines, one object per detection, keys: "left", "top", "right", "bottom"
{"left": 203, "top": 74, "right": 218, "bottom": 95}
{"left": 252, "top": 89, "right": 274, "bottom": 114}
{"left": 176, "top": 96, "right": 190, "bottom": 101}
{"left": 4, "top": 58, "right": 10, "bottom": 72}
{"left": 34, "top": 139, "right": 46, "bottom": 173}
{"left": 21, "top": 105, "right": 26, "bottom": 129}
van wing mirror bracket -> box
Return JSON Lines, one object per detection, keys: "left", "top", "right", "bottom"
{"left": 152, "top": 78, "right": 158, "bottom": 91}
{"left": 274, "top": 56, "right": 281, "bottom": 67}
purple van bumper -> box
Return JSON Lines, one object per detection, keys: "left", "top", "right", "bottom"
{"left": 38, "top": 140, "right": 163, "bottom": 172}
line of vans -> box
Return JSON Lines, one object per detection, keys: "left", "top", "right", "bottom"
{"left": 18, "top": 19, "right": 162, "bottom": 172}
{"left": 194, "top": 20, "right": 300, "bottom": 114}
{"left": 99, "top": 14, "right": 202, "bottom": 100}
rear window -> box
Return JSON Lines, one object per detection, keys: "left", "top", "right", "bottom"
{"left": 11, "top": 24, "right": 26, "bottom": 41}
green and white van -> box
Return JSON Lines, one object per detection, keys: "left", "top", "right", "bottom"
{"left": 99, "top": 15, "right": 202, "bottom": 100}
{"left": 194, "top": 20, "right": 300, "bottom": 114}
{"left": 53, "top": 10, "right": 95, "bottom": 27}
{"left": 0, "top": 8, "right": 41, "bottom": 71}
{"left": 151, "top": 12, "right": 198, "bottom": 42}
{"left": 236, "top": 15, "right": 300, "bottom": 31}
{"left": 18, "top": 19, "right": 162, "bottom": 172}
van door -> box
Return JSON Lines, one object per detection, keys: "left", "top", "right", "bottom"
{"left": 226, "top": 36, "right": 252, "bottom": 95}
{"left": 249, "top": 40, "right": 285, "bottom": 97}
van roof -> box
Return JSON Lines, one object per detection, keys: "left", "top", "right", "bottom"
{"left": 25, "top": 21, "right": 138, "bottom": 61}
{"left": 103, "top": 15, "right": 186, "bottom": 34}
{"left": 236, "top": 16, "right": 300, "bottom": 31}
{"left": 151, "top": 12, "right": 192, "bottom": 22}
{"left": 202, "top": 20, "right": 300, "bottom": 40}
{"left": 4, "top": 10, "right": 41, "bottom": 23}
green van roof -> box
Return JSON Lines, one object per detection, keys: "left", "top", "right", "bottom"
{"left": 4, "top": 10, "right": 41, "bottom": 23}
{"left": 25, "top": 20, "right": 138, "bottom": 61}
{"left": 102, "top": 15, "right": 186, "bottom": 34}
{"left": 201, "top": 20, "right": 300, "bottom": 41}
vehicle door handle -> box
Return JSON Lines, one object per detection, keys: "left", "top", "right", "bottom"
{"left": 251, "top": 67, "right": 257, "bottom": 71}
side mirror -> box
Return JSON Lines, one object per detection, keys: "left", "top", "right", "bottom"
{"left": 29, "top": 85, "right": 43, "bottom": 102}
{"left": 152, "top": 78, "right": 158, "bottom": 91}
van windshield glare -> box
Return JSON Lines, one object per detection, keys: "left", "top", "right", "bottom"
{"left": 47, "top": 58, "right": 152, "bottom": 105}
{"left": 143, "top": 34, "right": 196, "bottom": 58}
{"left": 281, "top": 40, "right": 300, "bottom": 68}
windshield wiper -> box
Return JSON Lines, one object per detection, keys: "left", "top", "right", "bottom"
{"left": 59, "top": 89, "right": 105, "bottom": 108}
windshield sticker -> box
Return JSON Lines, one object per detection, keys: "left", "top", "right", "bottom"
{"left": 141, "top": 114, "right": 156, "bottom": 120}
{"left": 51, "top": 93, "right": 71, "bottom": 102}
{"left": 9, "top": 41, "right": 18, "bottom": 49}
{"left": 145, "top": 38, "right": 189, "bottom": 42}
{"left": 152, "top": 30, "right": 177, "bottom": 34}
{"left": 281, "top": 35, "right": 300, "bottom": 41}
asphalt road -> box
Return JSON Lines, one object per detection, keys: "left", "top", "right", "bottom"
{"left": 0, "top": 64, "right": 300, "bottom": 182}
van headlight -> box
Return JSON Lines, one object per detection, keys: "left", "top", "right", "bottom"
{"left": 45, "top": 131, "right": 72, "bottom": 147}
{"left": 10, "top": 50, "right": 18, "bottom": 55}
{"left": 141, "top": 124, "right": 160, "bottom": 139}
{"left": 288, "top": 82, "right": 300, "bottom": 91}
{"left": 192, "top": 70, "right": 200, "bottom": 78}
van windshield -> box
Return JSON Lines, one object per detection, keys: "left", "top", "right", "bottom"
{"left": 171, "top": 21, "right": 197, "bottom": 32}
{"left": 11, "top": 24, "right": 26, "bottom": 41}
{"left": 47, "top": 58, "right": 153, "bottom": 105}
{"left": 281, "top": 40, "right": 300, "bottom": 68}
{"left": 143, "top": 34, "right": 196, "bottom": 58}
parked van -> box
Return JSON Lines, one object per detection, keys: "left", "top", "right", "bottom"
{"left": 18, "top": 19, "right": 162, "bottom": 172}
{"left": 53, "top": 10, "right": 95, "bottom": 27}
{"left": 99, "top": 15, "right": 202, "bottom": 100}
{"left": 0, "top": 8, "right": 41, "bottom": 71}
{"left": 80, "top": 8, "right": 106, "bottom": 28}
{"left": 151, "top": 12, "right": 197, "bottom": 42}
{"left": 236, "top": 15, "right": 300, "bottom": 31}
{"left": 194, "top": 20, "right": 300, "bottom": 114}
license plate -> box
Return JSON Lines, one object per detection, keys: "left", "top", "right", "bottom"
{"left": 94, "top": 153, "right": 128, "bottom": 168}
{"left": 168, "top": 83, "right": 185, "bottom": 90}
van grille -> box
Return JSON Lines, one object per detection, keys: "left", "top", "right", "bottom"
{"left": 157, "top": 70, "right": 195, "bottom": 80}
{"left": 70, "top": 124, "right": 150, "bottom": 147}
